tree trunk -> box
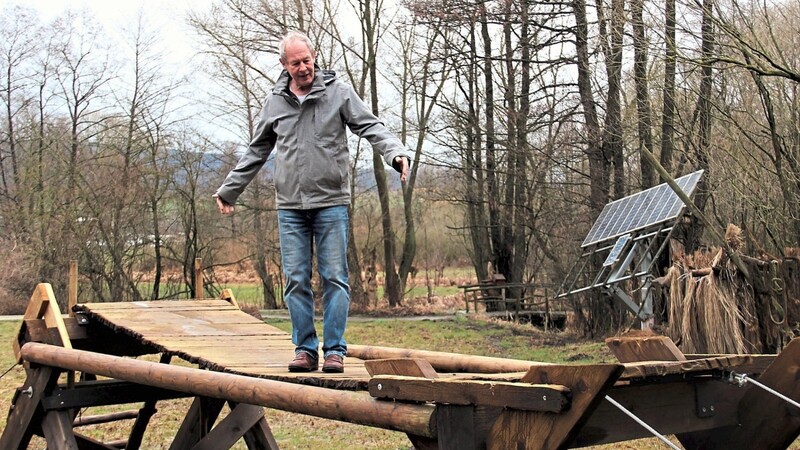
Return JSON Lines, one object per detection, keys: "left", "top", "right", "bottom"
{"left": 480, "top": 5, "right": 505, "bottom": 287}
{"left": 632, "top": 0, "right": 655, "bottom": 189}
{"left": 363, "top": 0, "right": 402, "bottom": 306}
{"left": 660, "top": 0, "right": 677, "bottom": 180}
{"left": 465, "top": 22, "right": 491, "bottom": 283}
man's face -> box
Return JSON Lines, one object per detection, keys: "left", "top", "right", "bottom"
{"left": 282, "top": 40, "right": 316, "bottom": 92}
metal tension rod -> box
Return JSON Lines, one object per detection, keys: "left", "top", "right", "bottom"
{"left": 728, "top": 371, "right": 800, "bottom": 410}
{"left": 604, "top": 395, "right": 682, "bottom": 450}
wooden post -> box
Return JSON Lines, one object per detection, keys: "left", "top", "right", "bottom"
{"left": 195, "top": 258, "right": 203, "bottom": 299}
{"left": 68, "top": 260, "right": 78, "bottom": 317}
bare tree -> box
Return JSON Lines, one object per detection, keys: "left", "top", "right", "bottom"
{"left": 0, "top": 5, "right": 40, "bottom": 222}
{"left": 631, "top": 0, "right": 656, "bottom": 189}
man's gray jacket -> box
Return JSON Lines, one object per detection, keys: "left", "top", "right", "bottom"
{"left": 216, "top": 68, "right": 409, "bottom": 210}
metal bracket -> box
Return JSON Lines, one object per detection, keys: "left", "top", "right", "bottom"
{"left": 75, "top": 312, "right": 89, "bottom": 326}
{"left": 695, "top": 382, "right": 716, "bottom": 418}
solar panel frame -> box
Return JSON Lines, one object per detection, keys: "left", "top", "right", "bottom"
{"left": 581, "top": 170, "right": 703, "bottom": 248}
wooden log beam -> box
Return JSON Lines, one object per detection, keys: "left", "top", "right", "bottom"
{"left": 72, "top": 410, "right": 139, "bottom": 427}
{"left": 369, "top": 375, "right": 570, "bottom": 413}
{"left": 20, "top": 343, "right": 436, "bottom": 438}
{"left": 349, "top": 344, "right": 551, "bottom": 373}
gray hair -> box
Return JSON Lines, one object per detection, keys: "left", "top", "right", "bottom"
{"left": 279, "top": 30, "right": 316, "bottom": 63}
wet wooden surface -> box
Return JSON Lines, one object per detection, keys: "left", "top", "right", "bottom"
{"left": 74, "top": 300, "right": 771, "bottom": 392}
{"left": 74, "top": 300, "right": 371, "bottom": 389}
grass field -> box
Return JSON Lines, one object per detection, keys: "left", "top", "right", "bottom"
{"left": 0, "top": 316, "right": 794, "bottom": 449}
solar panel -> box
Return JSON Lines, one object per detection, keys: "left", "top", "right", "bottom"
{"left": 581, "top": 170, "right": 703, "bottom": 248}
{"left": 602, "top": 234, "right": 631, "bottom": 267}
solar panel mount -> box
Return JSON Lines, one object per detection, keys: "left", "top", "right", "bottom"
{"left": 581, "top": 170, "right": 703, "bottom": 248}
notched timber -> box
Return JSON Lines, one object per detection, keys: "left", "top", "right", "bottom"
{"left": 369, "top": 375, "right": 570, "bottom": 413}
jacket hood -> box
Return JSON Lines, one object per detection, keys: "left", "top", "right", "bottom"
{"left": 273, "top": 65, "right": 337, "bottom": 96}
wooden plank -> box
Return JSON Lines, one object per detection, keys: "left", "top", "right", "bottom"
{"left": 364, "top": 358, "right": 438, "bottom": 378}
{"left": 77, "top": 299, "right": 238, "bottom": 310}
{"left": 41, "top": 410, "right": 80, "bottom": 449}
{"left": 685, "top": 353, "right": 774, "bottom": 375}
{"left": 191, "top": 403, "right": 265, "bottom": 450}
{"left": 220, "top": 289, "right": 239, "bottom": 308}
{"left": 369, "top": 375, "right": 570, "bottom": 412}
{"left": 434, "top": 355, "right": 757, "bottom": 384}
{"left": 24, "top": 317, "right": 89, "bottom": 343}
{"left": 87, "top": 323, "right": 283, "bottom": 338}
{"left": 620, "top": 355, "right": 755, "bottom": 379}
{"left": 605, "top": 335, "right": 686, "bottom": 363}
{"left": 684, "top": 337, "right": 800, "bottom": 449}
{"left": 17, "top": 283, "right": 72, "bottom": 362}
{"left": 486, "top": 364, "right": 623, "bottom": 450}
{"left": 43, "top": 381, "right": 190, "bottom": 410}
{"left": 86, "top": 309, "right": 267, "bottom": 326}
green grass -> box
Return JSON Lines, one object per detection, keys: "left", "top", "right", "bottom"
{"left": 266, "top": 317, "right": 613, "bottom": 364}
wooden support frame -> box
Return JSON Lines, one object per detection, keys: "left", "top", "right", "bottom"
{"left": 19, "top": 343, "right": 437, "bottom": 437}
{"left": 605, "top": 335, "right": 800, "bottom": 450}
{"left": 7, "top": 282, "right": 800, "bottom": 450}
{"left": 0, "top": 366, "right": 60, "bottom": 449}
{"left": 15, "top": 283, "right": 72, "bottom": 363}
{"left": 677, "top": 338, "right": 800, "bottom": 449}
{"left": 486, "top": 364, "right": 624, "bottom": 450}
{"left": 2, "top": 361, "right": 278, "bottom": 450}
{"left": 366, "top": 358, "right": 477, "bottom": 449}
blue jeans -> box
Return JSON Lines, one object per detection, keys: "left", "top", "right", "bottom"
{"left": 278, "top": 205, "right": 349, "bottom": 359}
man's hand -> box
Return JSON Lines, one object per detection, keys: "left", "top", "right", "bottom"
{"left": 213, "top": 194, "right": 235, "bottom": 215}
{"left": 394, "top": 156, "right": 410, "bottom": 182}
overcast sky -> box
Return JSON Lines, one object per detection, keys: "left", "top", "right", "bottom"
{"left": 0, "top": 0, "right": 215, "bottom": 68}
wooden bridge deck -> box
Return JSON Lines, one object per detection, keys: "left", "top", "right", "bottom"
{"left": 73, "top": 299, "right": 770, "bottom": 386}
{"left": 73, "top": 299, "right": 373, "bottom": 388}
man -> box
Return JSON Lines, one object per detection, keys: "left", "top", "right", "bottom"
{"left": 214, "top": 30, "right": 410, "bottom": 373}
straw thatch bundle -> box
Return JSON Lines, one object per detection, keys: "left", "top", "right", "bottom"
{"left": 662, "top": 225, "right": 762, "bottom": 353}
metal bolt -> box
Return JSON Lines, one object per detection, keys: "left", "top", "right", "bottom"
{"left": 21, "top": 386, "right": 33, "bottom": 398}
{"left": 377, "top": 383, "right": 382, "bottom": 391}
{"left": 542, "top": 395, "right": 547, "bottom": 401}
{"left": 710, "top": 405, "right": 715, "bottom": 412}
{"left": 701, "top": 407, "right": 707, "bottom": 413}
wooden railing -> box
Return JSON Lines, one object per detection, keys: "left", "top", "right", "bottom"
{"left": 458, "top": 282, "right": 570, "bottom": 327}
